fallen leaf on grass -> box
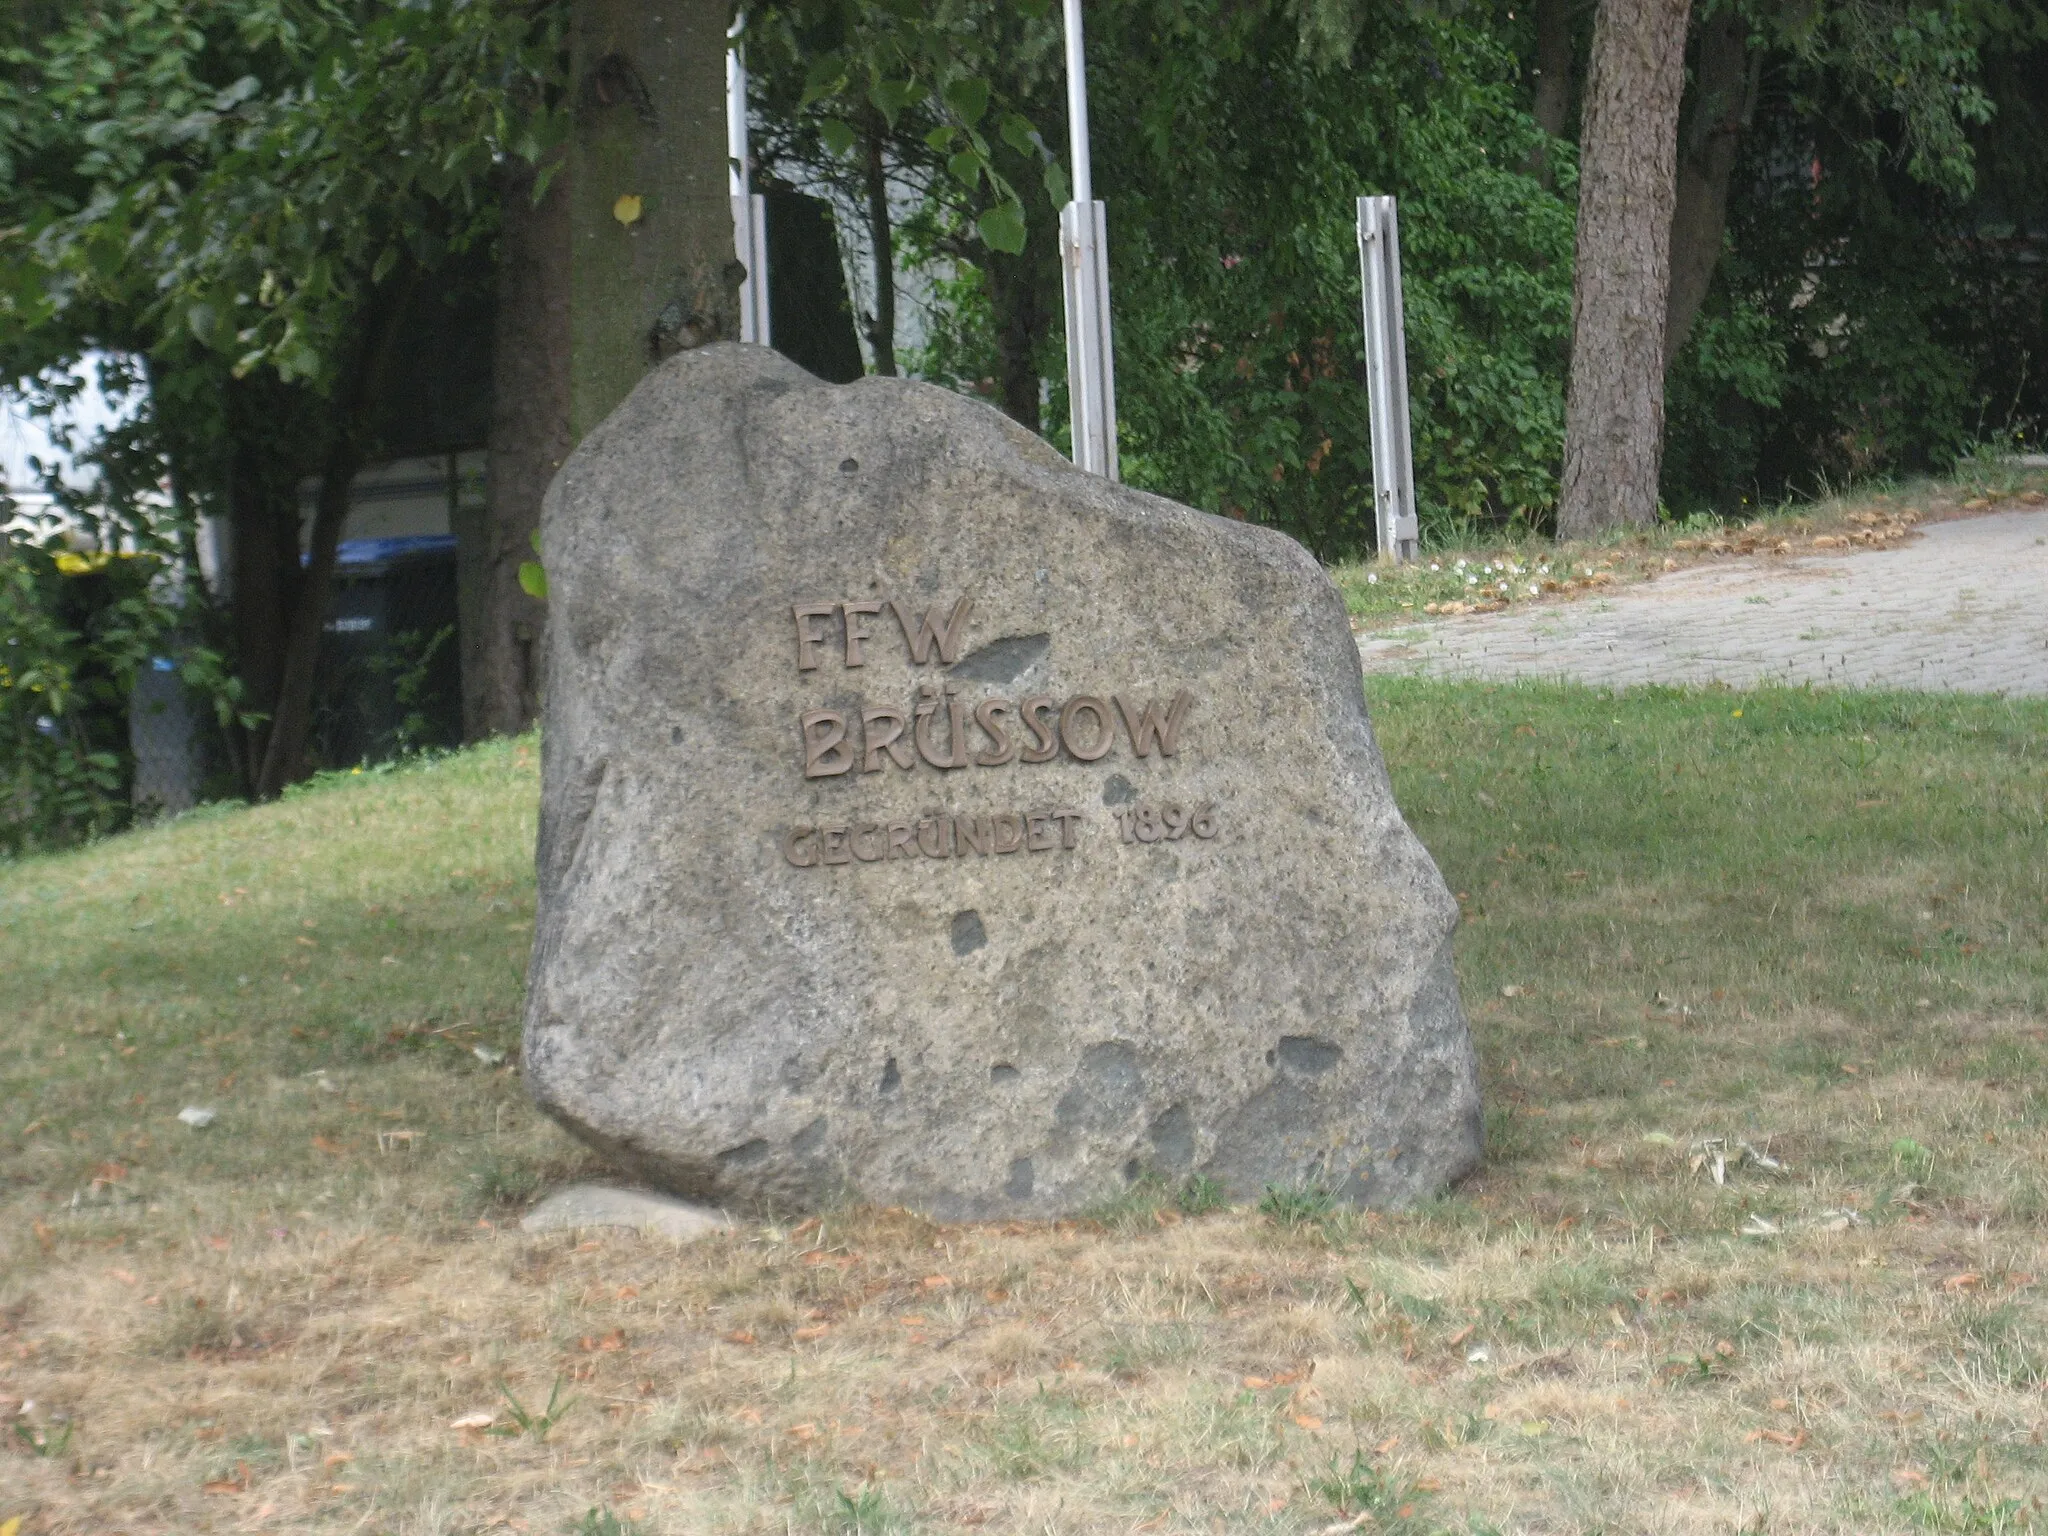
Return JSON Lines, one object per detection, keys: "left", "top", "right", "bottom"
{"left": 724, "top": 1330, "right": 757, "bottom": 1346}
{"left": 449, "top": 1412, "right": 494, "bottom": 1430}
{"left": 310, "top": 1135, "right": 348, "bottom": 1155}
{"left": 1745, "top": 1427, "right": 1806, "bottom": 1448}
{"left": 1941, "top": 1272, "right": 1982, "bottom": 1292}
{"left": 202, "top": 1461, "right": 252, "bottom": 1494}
{"left": 1293, "top": 1413, "right": 1324, "bottom": 1430}
{"left": 793, "top": 1324, "right": 830, "bottom": 1342}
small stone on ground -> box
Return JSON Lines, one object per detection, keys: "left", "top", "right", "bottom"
{"left": 520, "top": 1184, "right": 732, "bottom": 1240}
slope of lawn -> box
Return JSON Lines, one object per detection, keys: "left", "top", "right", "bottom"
{"left": 2, "top": 686, "right": 2045, "bottom": 1535}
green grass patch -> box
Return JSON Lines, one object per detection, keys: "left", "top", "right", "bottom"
{"left": 3, "top": 685, "right": 2046, "bottom": 1532}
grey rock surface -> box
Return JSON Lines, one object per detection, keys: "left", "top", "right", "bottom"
{"left": 520, "top": 1184, "right": 733, "bottom": 1240}
{"left": 523, "top": 344, "right": 1480, "bottom": 1218}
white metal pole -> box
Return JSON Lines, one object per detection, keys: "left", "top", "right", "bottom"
{"left": 1059, "top": 0, "right": 1117, "bottom": 479}
{"left": 1356, "top": 195, "right": 1418, "bottom": 562}
{"left": 728, "top": 16, "right": 769, "bottom": 346}
{"left": 1063, "top": 0, "right": 1093, "bottom": 206}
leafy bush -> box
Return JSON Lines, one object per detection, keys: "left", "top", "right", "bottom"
{"left": 911, "top": 0, "right": 1575, "bottom": 558}
{"left": 0, "top": 525, "right": 242, "bottom": 855}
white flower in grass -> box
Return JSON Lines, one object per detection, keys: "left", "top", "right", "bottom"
{"left": 1367, "top": 573, "right": 1378, "bottom": 584}
{"left": 1527, "top": 583, "right": 1540, "bottom": 595}
{"left": 1466, "top": 575, "right": 1478, "bottom": 586}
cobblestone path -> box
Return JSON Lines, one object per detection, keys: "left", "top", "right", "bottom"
{"left": 1356, "top": 507, "right": 2048, "bottom": 696}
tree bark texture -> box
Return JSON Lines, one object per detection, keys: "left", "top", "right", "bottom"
{"left": 982, "top": 217, "right": 1057, "bottom": 434}
{"left": 253, "top": 280, "right": 413, "bottom": 799}
{"left": 862, "top": 116, "right": 898, "bottom": 376}
{"left": 1664, "top": 5, "right": 1756, "bottom": 370}
{"left": 1556, "top": 0, "right": 1694, "bottom": 538}
{"left": 223, "top": 385, "right": 299, "bottom": 791}
{"left": 463, "top": 158, "right": 569, "bottom": 741}
{"left": 1527, "top": 0, "right": 1577, "bottom": 186}
{"left": 569, "top": 0, "right": 738, "bottom": 440}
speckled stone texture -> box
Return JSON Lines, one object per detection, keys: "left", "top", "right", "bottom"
{"left": 523, "top": 344, "right": 1480, "bottom": 1218}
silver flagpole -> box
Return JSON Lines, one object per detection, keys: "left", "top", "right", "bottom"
{"left": 728, "top": 15, "right": 770, "bottom": 346}
{"left": 1059, "top": 0, "right": 1117, "bottom": 479}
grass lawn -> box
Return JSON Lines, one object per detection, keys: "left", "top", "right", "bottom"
{"left": 3, "top": 684, "right": 2046, "bottom": 1535}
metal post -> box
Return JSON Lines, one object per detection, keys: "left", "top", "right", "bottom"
{"left": 1356, "top": 195, "right": 1418, "bottom": 562}
{"left": 1059, "top": 0, "right": 1118, "bottom": 479}
{"left": 728, "top": 17, "right": 769, "bottom": 347}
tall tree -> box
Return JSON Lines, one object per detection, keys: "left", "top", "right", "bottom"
{"left": 1555, "top": 0, "right": 1694, "bottom": 537}
{"left": 0, "top": 0, "right": 561, "bottom": 793}
{"left": 463, "top": 156, "right": 570, "bottom": 741}
{"left": 1662, "top": 2, "right": 1755, "bottom": 368}
{"left": 567, "top": 0, "right": 740, "bottom": 439}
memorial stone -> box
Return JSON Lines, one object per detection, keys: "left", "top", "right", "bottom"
{"left": 523, "top": 345, "right": 1481, "bottom": 1217}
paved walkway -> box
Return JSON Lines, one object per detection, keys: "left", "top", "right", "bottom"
{"left": 1356, "top": 507, "right": 2048, "bottom": 696}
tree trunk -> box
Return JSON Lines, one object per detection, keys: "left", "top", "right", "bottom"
{"left": 254, "top": 429, "right": 362, "bottom": 798}
{"left": 252, "top": 280, "right": 413, "bottom": 799}
{"left": 863, "top": 117, "right": 898, "bottom": 376}
{"left": 1527, "top": 0, "right": 1576, "bottom": 187}
{"left": 1555, "top": 0, "right": 1694, "bottom": 539}
{"left": 568, "top": 0, "right": 739, "bottom": 440}
{"left": 223, "top": 390, "right": 296, "bottom": 789}
{"left": 982, "top": 216, "right": 1056, "bottom": 432}
{"left": 463, "top": 157, "right": 570, "bottom": 742}
{"left": 1663, "top": 6, "right": 1755, "bottom": 370}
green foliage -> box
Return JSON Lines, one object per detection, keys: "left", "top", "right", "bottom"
{"left": 569, "top": 1509, "right": 644, "bottom": 1536}
{"left": 915, "top": 0, "right": 1576, "bottom": 557}
{"left": 749, "top": 0, "right": 1051, "bottom": 263}
{"left": 1306, "top": 1449, "right": 1452, "bottom": 1533}
{"left": 1662, "top": 0, "right": 2040, "bottom": 509}
{"left": 1258, "top": 1182, "right": 1338, "bottom": 1228}
{"left": 0, "top": 0, "right": 565, "bottom": 390}
{"left": 0, "top": 523, "right": 246, "bottom": 855}
{"left": 494, "top": 1374, "right": 577, "bottom": 1441}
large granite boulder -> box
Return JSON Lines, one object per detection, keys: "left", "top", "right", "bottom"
{"left": 523, "top": 344, "right": 1480, "bottom": 1218}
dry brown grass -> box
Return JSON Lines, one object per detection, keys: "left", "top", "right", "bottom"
{"left": 4, "top": 689, "right": 2046, "bottom": 1534}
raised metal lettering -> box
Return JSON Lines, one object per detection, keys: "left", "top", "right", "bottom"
{"left": 972, "top": 697, "right": 1019, "bottom": 766}
{"left": 1059, "top": 696, "right": 1115, "bottom": 762}
{"left": 841, "top": 600, "right": 885, "bottom": 666}
{"left": 891, "top": 597, "right": 974, "bottom": 665}
{"left": 793, "top": 603, "right": 836, "bottom": 671}
{"left": 861, "top": 706, "right": 915, "bottom": 772}
{"left": 1018, "top": 695, "right": 1060, "bottom": 762}
{"left": 956, "top": 815, "right": 991, "bottom": 856}
{"left": 800, "top": 710, "right": 854, "bottom": 777}
{"left": 991, "top": 812, "right": 1025, "bottom": 853}
{"left": 1116, "top": 690, "right": 1195, "bottom": 757}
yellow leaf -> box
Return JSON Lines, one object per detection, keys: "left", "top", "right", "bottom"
{"left": 613, "top": 193, "right": 644, "bottom": 226}
{"left": 2, "top": 1518, "right": 22, "bottom": 1536}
